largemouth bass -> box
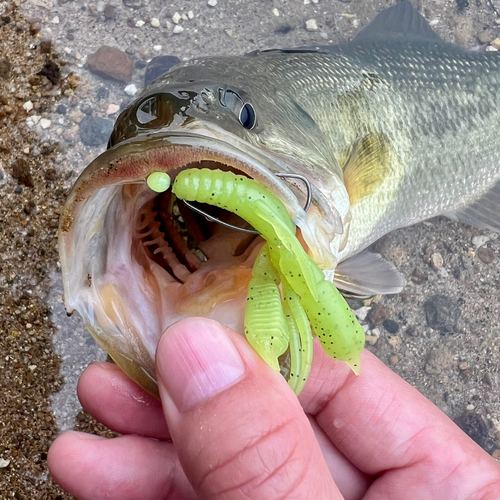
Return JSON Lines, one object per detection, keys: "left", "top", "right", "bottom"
{"left": 59, "top": 2, "right": 500, "bottom": 394}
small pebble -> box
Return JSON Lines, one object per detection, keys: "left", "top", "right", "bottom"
{"left": 477, "top": 247, "right": 496, "bottom": 264}
{"left": 306, "top": 19, "right": 318, "bottom": 31}
{"left": 51, "top": 16, "right": 60, "bottom": 24}
{"left": 466, "top": 404, "right": 475, "bottom": 411}
{"left": 151, "top": 18, "right": 160, "bottom": 28}
{"left": 384, "top": 320, "right": 399, "bottom": 334}
{"left": 172, "top": 12, "right": 181, "bottom": 24}
{"left": 273, "top": 8, "right": 280, "bottom": 16}
{"left": 354, "top": 306, "right": 370, "bottom": 321}
{"left": 424, "top": 295, "right": 460, "bottom": 334}
{"left": 104, "top": 4, "right": 116, "bottom": 18}
{"left": 106, "top": 104, "right": 120, "bottom": 114}
{"left": 207, "top": 0, "right": 217, "bottom": 6}
{"left": 477, "top": 31, "right": 492, "bottom": 44}
{"left": 365, "top": 334, "right": 378, "bottom": 345}
{"left": 411, "top": 268, "right": 428, "bottom": 284}
{"left": 40, "top": 118, "right": 51, "bottom": 129}
{"left": 436, "top": 267, "right": 449, "bottom": 279}
{"left": 389, "top": 355, "right": 399, "bottom": 366}
{"left": 188, "top": 10, "right": 194, "bottom": 19}
{"left": 57, "top": 104, "right": 67, "bottom": 115}
{"left": 23, "top": 101, "right": 33, "bottom": 112}
{"left": 124, "top": 83, "right": 137, "bottom": 96}
{"left": 486, "top": 46, "right": 498, "bottom": 52}
{"left": 430, "top": 252, "right": 444, "bottom": 269}
{"left": 173, "top": 25, "right": 184, "bottom": 34}
{"left": 0, "top": 458, "right": 10, "bottom": 468}
{"left": 153, "top": 45, "right": 162, "bottom": 51}
{"left": 70, "top": 110, "right": 84, "bottom": 123}
{"left": 368, "top": 305, "right": 389, "bottom": 325}
{"left": 458, "top": 361, "right": 469, "bottom": 370}
{"left": 491, "top": 38, "right": 500, "bottom": 49}
{"left": 387, "top": 334, "right": 400, "bottom": 347}
{"left": 472, "top": 235, "right": 490, "bottom": 249}
{"left": 135, "top": 19, "right": 145, "bottom": 27}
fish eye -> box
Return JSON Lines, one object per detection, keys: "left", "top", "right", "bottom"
{"left": 220, "top": 89, "right": 256, "bottom": 130}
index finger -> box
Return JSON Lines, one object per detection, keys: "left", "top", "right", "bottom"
{"left": 300, "top": 342, "right": 500, "bottom": 497}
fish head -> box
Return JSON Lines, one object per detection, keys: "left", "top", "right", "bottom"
{"left": 59, "top": 58, "right": 351, "bottom": 395}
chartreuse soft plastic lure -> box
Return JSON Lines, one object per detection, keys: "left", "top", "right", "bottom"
{"left": 148, "top": 168, "right": 364, "bottom": 394}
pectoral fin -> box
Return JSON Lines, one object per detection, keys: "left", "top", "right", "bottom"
{"left": 343, "top": 133, "right": 393, "bottom": 206}
{"left": 334, "top": 251, "right": 406, "bottom": 297}
{"left": 444, "top": 179, "right": 500, "bottom": 231}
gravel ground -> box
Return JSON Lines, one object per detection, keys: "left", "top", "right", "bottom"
{"left": 1, "top": 0, "right": 500, "bottom": 498}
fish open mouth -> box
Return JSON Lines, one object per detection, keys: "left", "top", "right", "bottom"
{"left": 132, "top": 159, "right": 263, "bottom": 316}
{"left": 59, "top": 131, "right": 338, "bottom": 393}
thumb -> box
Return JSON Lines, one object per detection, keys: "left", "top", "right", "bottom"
{"left": 156, "top": 318, "right": 342, "bottom": 500}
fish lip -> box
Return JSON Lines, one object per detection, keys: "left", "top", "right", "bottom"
{"left": 62, "top": 128, "right": 308, "bottom": 225}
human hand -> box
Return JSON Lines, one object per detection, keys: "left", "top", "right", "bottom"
{"left": 48, "top": 318, "right": 500, "bottom": 499}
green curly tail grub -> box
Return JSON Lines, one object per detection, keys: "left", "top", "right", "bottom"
{"left": 281, "top": 280, "right": 313, "bottom": 394}
{"left": 172, "top": 168, "right": 365, "bottom": 392}
{"left": 244, "top": 247, "right": 289, "bottom": 373}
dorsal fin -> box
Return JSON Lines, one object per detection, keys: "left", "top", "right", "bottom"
{"left": 353, "top": 1, "right": 443, "bottom": 44}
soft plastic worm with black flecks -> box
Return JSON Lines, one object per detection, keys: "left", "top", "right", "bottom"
{"left": 147, "top": 168, "right": 365, "bottom": 394}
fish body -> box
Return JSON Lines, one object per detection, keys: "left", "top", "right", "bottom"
{"left": 59, "top": 2, "right": 500, "bottom": 393}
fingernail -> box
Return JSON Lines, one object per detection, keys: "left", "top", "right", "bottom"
{"left": 157, "top": 319, "right": 246, "bottom": 412}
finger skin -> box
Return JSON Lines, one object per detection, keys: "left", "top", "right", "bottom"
{"left": 76, "top": 360, "right": 370, "bottom": 499}
{"left": 308, "top": 416, "right": 372, "bottom": 500}
{"left": 301, "top": 342, "right": 500, "bottom": 499}
{"left": 156, "top": 318, "right": 343, "bottom": 500}
{"left": 77, "top": 362, "right": 170, "bottom": 439}
{"left": 48, "top": 432, "right": 195, "bottom": 500}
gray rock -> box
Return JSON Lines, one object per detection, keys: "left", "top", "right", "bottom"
{"left": 79, "top": 116, "right": 113, "bottom": 146}
{"left": 383, "top": 319, "right": 399, "bottom": 334}
{"left": 424, "top": 295, "right": 461, "bottom": 333}
{"left": 455, "top": 412, "right": 493, "bottom": 451}
{"left": 144, "top": 55, "right": 181, "bottom": 86}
